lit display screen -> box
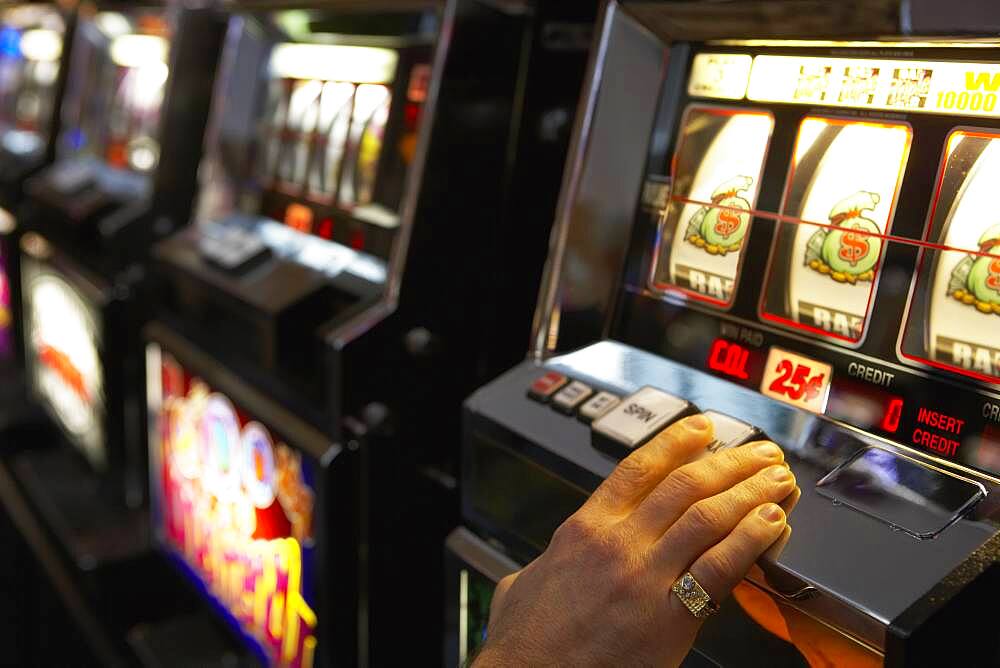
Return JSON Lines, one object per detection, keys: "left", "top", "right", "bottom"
{"left": 62, "top": 12, "right": 170, "bottom": 173}
{"left": 0, "top": 247, "right": 11, "bottom": 359}
{"left": 761, "top": 117, "right": 911, "bottom": 343}
{"left": 262, "top": 43, "right": 396, "bottom": 210}
{"left": 146, "top": 343, "right": 318, "bottom": 667}
{"left": 901, "top": 130, "right": 1000, "bottom": 382}
{"left": 690, "top": 52, "right": 1000, "bottom": 118}
{"left": 0, "top": 6, "right": 64, "bottom": 151}
{"left": 650, "top": 106, "right": 774, "bottom": 306}
{"left": 22, "top": 257, "right": 106, "bottom": 468}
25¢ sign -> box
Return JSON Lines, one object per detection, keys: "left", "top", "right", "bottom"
{"left": 760, "top": 347, "right": 832, "bottom": 414}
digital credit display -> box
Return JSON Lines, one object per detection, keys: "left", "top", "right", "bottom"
{"left": 147, "top": 343, "right": 319, "bottom": 667}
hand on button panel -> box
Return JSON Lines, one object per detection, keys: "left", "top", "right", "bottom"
{"left": 474, "top": 415, "right": 800, "bottom": 668}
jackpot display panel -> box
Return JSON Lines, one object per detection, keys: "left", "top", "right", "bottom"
{"left": 145, "top": 322, "right": 353, "bottom": 668}
{"left": 461, "top": 3, "right": 1000, "bottom": 665}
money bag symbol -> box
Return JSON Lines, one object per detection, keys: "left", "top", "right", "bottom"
{"left": 964, "top": 224, "right": 1000, "bottom": 309}
{"left": 686, "top": 176, "right": 753, "bottom": 255}
{"left": 816, "top": 191, "right": 882, "bottom": 282}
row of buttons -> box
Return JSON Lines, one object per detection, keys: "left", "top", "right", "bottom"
{"left": 528, "top": 371, "right": 623, "bottom": 423}
{"left": 528, "top": 370, "right": 763, "bottom": 460}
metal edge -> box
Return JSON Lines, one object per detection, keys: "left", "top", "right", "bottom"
{"left": 445, "top": 526, "right": 521, "bottom": 583}
{"left": 326, "top": 0, "right": 454, "bottom": 349}
{"left": 529, "top": 0, "right": 618, "bottom": 361}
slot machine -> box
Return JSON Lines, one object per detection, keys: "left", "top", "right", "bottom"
{"left": 145, "top": 0, "right": 594, "bottom": 664}
{"left": 0, "top": 4, "right": 227, "bottom": 663}
{"left": 0, "top": 3, "right": 71, "bottom": 411}
{"left": 0, "top": 0, "right": 224, "bottom": 643}
{"left": 459, "top": 1, "right": 1000, "bottom": 665}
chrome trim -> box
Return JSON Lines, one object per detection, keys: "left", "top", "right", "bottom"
{"left": 326, "top": 0, "right": 454, "bottom": 348}
{"left": 530, "top": 0, "right": 619, "bottom": 361}
{"left": 446, "top": 527, "right": 521, "bottom": 582}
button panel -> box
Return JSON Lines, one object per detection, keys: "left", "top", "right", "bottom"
{"left": 552, "top": 380, "right": 593, "bottom": 414}
{"left": 527, "top": 371, "right": 568, "bottom": 402}
{"left": 578, "top": 391, "right": 621, "bottom": 423}
{"left": 592, "top": 386, "right": 695, "bottom": 458}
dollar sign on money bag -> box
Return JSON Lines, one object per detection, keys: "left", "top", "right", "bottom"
{"left": 967, "top": 249, "right": 1000, "bottom": 304}
{"left": 822, "top": 218, "right": 881, "bottom": 275}
{"left": 700, "top": 195, "right": 751, "bottom": 248}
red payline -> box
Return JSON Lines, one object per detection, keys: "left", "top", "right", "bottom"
{"left": 669, "top": 195, "right": 1000, "bottom": 260}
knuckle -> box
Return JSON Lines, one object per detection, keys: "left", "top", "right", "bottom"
{"left": 666, "top": 465, "right": 710, "bottom": 503}
{"left": 686, "top": 499, "right": 724, "bottom": 533}
{"left": 615, "top": 450, "right": 655, "bottom": 484}
{"left": 552, "top": 513, "right": 593, "bottom": 546}
{"left": 701, "top": 548, "right": 739, "bottom": 586}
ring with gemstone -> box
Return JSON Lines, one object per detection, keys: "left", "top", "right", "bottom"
{"left": 671, "top": 571, "right": 720, "bottom": 619}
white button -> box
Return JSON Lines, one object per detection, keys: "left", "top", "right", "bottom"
{"left": 552, "top": 381, "right": 593, "bottom": 413}
{"left": 578, "top": 391, "right": 620, "bottom": 423}
{"left": 592, "top": 386, "right": 692, "bottom": 449}
{"left": 703, "top": 410, "right": 759, "bottom": 454}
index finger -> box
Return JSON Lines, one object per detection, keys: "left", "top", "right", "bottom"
{"left": 586, "top": 414, "right": 715, "bottom": 517}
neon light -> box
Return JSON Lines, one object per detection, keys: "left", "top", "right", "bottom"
{"left": 155, "top": 361, "right": 318, "bottom": 667}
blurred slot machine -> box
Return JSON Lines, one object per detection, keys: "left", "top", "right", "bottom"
{"left": 147, "top": 0, "right": 594, "bottom": 665}
{"left": 0, "top": 3, "right": 72, "bottom": 410}
{"left": 0, "top": 3, "right": 227, "bottom": 663}
{"left": 458, "top": 1, "right": 1000, "bottom": 666}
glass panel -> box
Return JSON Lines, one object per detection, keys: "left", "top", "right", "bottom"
{"left": 761, "top": 117, "right": 912, "bottom": 343}
{"left": 650, "top": 106, "right": 774, "bottom": 307}
{"left": 901, "top": 130, "right": 1000, "bottom": 382}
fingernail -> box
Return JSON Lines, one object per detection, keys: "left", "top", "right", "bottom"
{"left": 753, "top": 442, "right": 782, "bottom": 460}
{"left": 768, "top": 465, "right": 793, "bottom": 482}
{"left": 686, "top": 414, "right": 711, "bottom": 431}
{"left": 760, "top": 504, "right": 785, "bottom": 523}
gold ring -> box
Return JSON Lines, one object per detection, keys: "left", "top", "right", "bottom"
{"left": 671, "top": 571, "right": 720, "bottom": 619}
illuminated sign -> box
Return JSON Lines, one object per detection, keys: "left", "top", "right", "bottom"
{"left": 23, "top": 260, "right": 106, "bottom": 467}
{"left": 147, "top": 344, "right": 318, "bottom": 667}
{"left": 269, "top": 43, "right": 398, "bottom": 85}
{"left": 689, "top": 52, "right": 1000, "bottom": 119}
{"left": 760, "top": 347, "right": 831, "bottom": 414}
{"left": 707, "top": 338, "right": 750, "bottom": 380}
{"left": 687, "top": 53, "right": 752, "bottom": 100}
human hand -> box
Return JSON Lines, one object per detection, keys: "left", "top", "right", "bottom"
{"left": 474, "top": 414, "right": 798, "bottom": 667}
